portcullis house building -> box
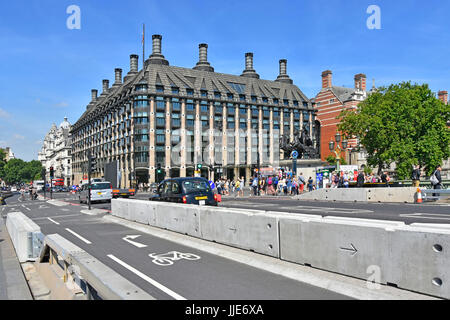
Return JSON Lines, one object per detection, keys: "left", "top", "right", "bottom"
{"left": 71, "top": 35, "right": 319, "bottom": 187}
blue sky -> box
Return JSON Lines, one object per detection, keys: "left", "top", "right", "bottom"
{"left": 0, "top": 0, "right": 449, "bottom": 161}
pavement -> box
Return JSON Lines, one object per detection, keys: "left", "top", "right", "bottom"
{"left": 0, "top": 215, "right": 33, "bottom": 300}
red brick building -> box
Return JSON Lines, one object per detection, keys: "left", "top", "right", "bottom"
{"left": 314, "top": 70, "right": 370, "bottom": 162}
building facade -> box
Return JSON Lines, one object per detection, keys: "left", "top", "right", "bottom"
{"left": 71, "top": 35, "right": 318, "bottom": 187}
{"left": 38, "top": 118, "right": 72, "bottom": 185}
{"left": 314, "top": 70, "right": 374, "bottom": 166}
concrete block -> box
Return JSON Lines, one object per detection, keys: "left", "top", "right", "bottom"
{"left": 366, "top": 187, "right": 416, "bottom": 203}
{"left": 153, "top": 202, "right": 201, "bottom": 238}
{"left": 200, "top": 207, "right": 279, "bottom": 257}
{"left": 6, "top": 212, "right": 42, "bottom": 262}
{"left": 388, "top": 226, "right": 450, "bottom": 299}
{"left": 111, "top": 199, "right": 130, "bottom": 220}
{"left": 297, "top": 188, "right": 367, "bottom": 202}
{"left": 279, "top": 217, "right": 395, "bottom": 284}
{"left": 128, "top": 200, "right": 154, "bottom": 225}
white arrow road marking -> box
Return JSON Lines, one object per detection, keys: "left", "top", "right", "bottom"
{"left": 122, "top": 235, "right": 147, "bottom": 248}
{"left": 65, "top": 228, "right": 92, "bottom": 244}
{"left": 47, "top": 218, "right": 60, "bottom": 225}
{"left": 107, "top": 254, "right": 186, "bottom": 300}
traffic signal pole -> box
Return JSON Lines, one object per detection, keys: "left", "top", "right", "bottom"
{"left": 87, "top": 150, "right": 91, "bottom": 211}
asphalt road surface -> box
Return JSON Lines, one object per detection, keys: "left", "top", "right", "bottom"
{"left": 34, "top": 191, "right": 450, "bottom": 225}
{"left": 1, "top": 193, "right": 351, "bottom": 300}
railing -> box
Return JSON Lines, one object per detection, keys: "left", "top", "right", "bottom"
{"left": 421, "top": 189, "right": 450, "bottom": 201}
{"left": 39, "top": 234, "right": 154, "bottom": 300}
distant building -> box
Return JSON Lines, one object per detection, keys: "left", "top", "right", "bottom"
{"left": 314, "top": 70, "right": 374, "bottom": 167}
{"left": 71, "top": 35, "right": 318, "bottom": 187}
{"left": 38, "top": 117, "right": 72, "bottom": 185}
{"left": 3, "top": 147, "right": 15, "bottom": 161}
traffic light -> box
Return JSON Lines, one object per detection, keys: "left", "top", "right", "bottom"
{"left": 197, "top": 164, "right": 202, "bottom": 170}
{"left": 50, "top": 166, "right": 54, "bottom": 178}
{"left": 90, "top": 156, "right": 97, "bottom": 172}
{"left": 41, "top": 168, "right": 46, "bottom": 180}
{"left": 156, "top": 163, "right": 162, "bottom": 174}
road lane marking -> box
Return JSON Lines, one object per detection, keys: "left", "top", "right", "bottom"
{"left": 107, "top": 254, "right": 186, "bottom": 300}
{"left": 47, "top": 218, "right": 60, "bottom": 225}
{"left": 123, "top": 235, "right": 148, "bottom": 248}
{"left": 400, "top": 213, "right": 450, "bottom": 221}
{"left": 65, "top": 228, "right": 92, "bottom": 244}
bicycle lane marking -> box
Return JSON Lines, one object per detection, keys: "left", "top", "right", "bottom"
{"left": 107, "top": 254, "right": 186, "bottom": 300}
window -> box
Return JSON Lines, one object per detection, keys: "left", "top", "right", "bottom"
{"left": 262, "top": 97, "right": 268, "bottom": 103}
{"left": 239, "top": 95, "right": 246, "bottom": 101}
{"left": 228, "top": 107, "right": 235, "bottom": 115}
{"left": 172, "top": 87, "right": 179, "bottom": 94}
{"left": 156, "top": 85, "right": 164, "bottom": 93}
{"left": 283, "top": 99, "right": 289, "bottom": 106}
{"left": 156, "top": 135, "right": 165, "bottom": 144}
{"left": 201, "top": 90, "right": 207, "bottom": 97}
{"left": 186, "top": 89, "right": 194, "bottom": 96}
{"left": 200, "top": 101, "right": 208, "bottom": 113}
{"left": 214, "top": 92, "right": 221, "bottom": 99}
{"left": 227, "top": 93, "right": 234, "bottom": 100}
{"left": 251, "top": 96, "right": 257, "bottom": 102}
{"left": 227, "top": 82, "right": 246, "bottom": 94}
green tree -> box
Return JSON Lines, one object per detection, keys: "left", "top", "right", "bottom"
{"left": 325, "top": 155, "right": 347, "bottom": 166}
{"left": 0, "top": 148, "right": 6, "bottom": 180}
{"left": 338, "top": 82, "right": 450, "bottom": 179}
{"left": 2, "top": 158, "right": 44, "bottom": 184}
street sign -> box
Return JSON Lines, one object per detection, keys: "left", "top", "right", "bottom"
{"left": 291, "top": 150, "right": 299, "bottom": 159}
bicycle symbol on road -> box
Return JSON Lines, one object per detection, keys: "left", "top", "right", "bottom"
{"left": 148, "top": 251, "right": 201, "bottom": 266}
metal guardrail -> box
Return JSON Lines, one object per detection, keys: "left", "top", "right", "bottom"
{"left": 39, "top": 234, "right": 154, "bottom": 300}
{"left": 421, "top": 189, "right": 450, "bottom": 201}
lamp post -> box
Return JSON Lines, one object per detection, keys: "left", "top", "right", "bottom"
{"left": 329, "top": 132, "right": 348, "bottom": 173}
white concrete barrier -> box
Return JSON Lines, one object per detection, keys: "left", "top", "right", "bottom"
{"left": 296, "top": 187, "right": 417, "bottom": 203}
{"left": 6, "top": 212, "right": 43, "bottom": 262}
{"left": 111, "top": 199, "right": 130, "bottom": 220}
{"left": 128, "top": 200, "right": 155, "bottom": 225}
{"left": 200, "top": 207, "right": 280, "bottom": 257}
{"left": 366, "top": 187, "right": 416, "bottom": 203}
{"left": 153, "top": 202, "right": 201, "bottom": 238}
{"left": 388, "top": 225, "right": 450, "bottom": 299}
{"left": 111, "top": 198, "right": 450, "bottom": 299}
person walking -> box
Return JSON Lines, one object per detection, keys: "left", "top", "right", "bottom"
{"left": 357, "top": 170, "right": 365, "bottom": 188}
{"left": 381, "top": 171, "right": 390, "bottom": 187}
{"left": 298, "top": 173, "right": 305, "bottom": 194}
{"left": 431, "top": 165, "right": 443, "bottom": 197}
{"left": 307, "top": 177, "right": 314, "bottom": 192}
{"left": 235, "top": 179, "right": 241, "bottom": 198}
{"left": 251, "top": 176, "right": 258, "bottom": 196}
{"left": 411, "top": 165, "right": 421, "bottom": 188}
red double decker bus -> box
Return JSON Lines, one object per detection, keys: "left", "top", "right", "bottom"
{"left": 52, "top": 178, "right": 64, "bottom": 186}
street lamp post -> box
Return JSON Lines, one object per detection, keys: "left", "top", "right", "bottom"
{"left": 329, "top": 132, "right": 348, "bottom": 173}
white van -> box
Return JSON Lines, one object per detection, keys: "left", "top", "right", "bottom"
{"left": 79, "top": 181, "right": 113, "bottom": 204}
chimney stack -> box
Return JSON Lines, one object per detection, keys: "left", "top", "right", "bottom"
{"left": 275, "top": 59, "right": 293, "bottom": 84}
{"left": 322, "top": 70, "right": 332, "bottom": 89}
{"left": 130, "top": 54, "right": 139, "bottom": 73}
{"left": 91, "top": 89, "right": 98, "bottom": 101}
{"left": 102, "top": 79, "right": 109, "bottom": 94}
{"left": 148, "top": 34, "right": 169, "bottom": 66}
{"left": 438, "top": 90, "right": 448, "bottom": 105}
{"left": 354, "top": 73, "right": 367, "bottom": 91}
{"left": 240, "top": 52, "right": 259, "bottom": 79}
{"left": 114, "top": 68, "right": 122, "bottom": 85}
{"left": 193, "top": 43, "right": 214, "bottom": 72}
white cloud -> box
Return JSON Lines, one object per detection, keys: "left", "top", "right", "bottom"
{"left": 0, "top": 108, "right": 10, "bottom": 118}
{"left": 54, "top": 102, "right": 69, "bottom": 108}
{"left": 13, "top": 134, "right": 25, "bottom": 140}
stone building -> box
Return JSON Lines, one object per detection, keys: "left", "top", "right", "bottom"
{"left": 38, "top": 117, "right": 72, "bottom": 185}
{"left": 71, "top": 35, "right": 318, "bottom": 187}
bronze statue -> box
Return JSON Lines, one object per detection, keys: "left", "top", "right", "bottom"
{"left": 279, "top": 127, "right": 319, "bottom": 159}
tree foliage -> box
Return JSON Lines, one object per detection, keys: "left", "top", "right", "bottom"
{"left": 338, "top": 82, "right": 450, "bottom": 179}
{"left": 1, "top": 158, "right": 43, "bottom": 184}
{"left": 325, "top": 155, "right": 347, "bottom": 166}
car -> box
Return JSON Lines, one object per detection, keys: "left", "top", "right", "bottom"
{"left": 79, "top": 181, "right": 113, "bottom": 204}
{"left": 149, "top": 177, "right": 218, "bottom": 206}
{"left": 11, "top": 187, "right": 17, "bottom": 192}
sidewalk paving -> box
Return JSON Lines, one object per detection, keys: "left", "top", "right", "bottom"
{"left": 0, "top": 217, "right": 33, "bottom": 300}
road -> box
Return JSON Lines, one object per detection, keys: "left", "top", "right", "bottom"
{"left": 1, "top": 193, "right": 351, "bottom": 300}
{"left": 32, "top": 191, "right": 450, "bottom": 225}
